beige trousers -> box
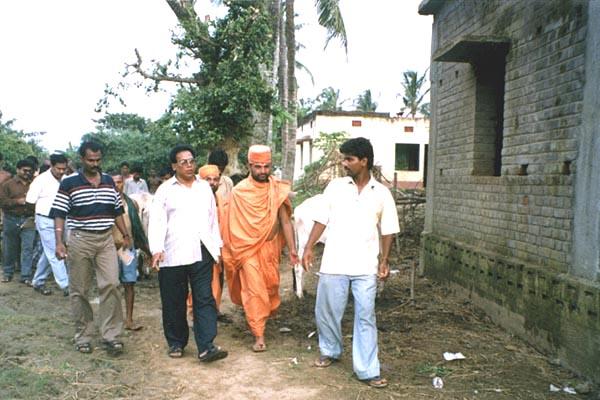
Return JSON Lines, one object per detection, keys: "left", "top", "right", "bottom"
{"left": 67, "top": 229, "right": 123, "bottom": 344}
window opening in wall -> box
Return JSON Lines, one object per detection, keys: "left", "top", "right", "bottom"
{"left": 432, "top": 37, "right": 510, "bottom": 177}
{"left": 404, "top": 126, "right": 414, "bottom": 133}
{"left": 395, "top": 144, "right": 420, "bottom": 171}
{"left": 473, "top": 57, "right": 506, "bottom": 176}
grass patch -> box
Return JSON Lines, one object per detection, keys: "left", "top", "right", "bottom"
{"left": 0, "top": 365, "right": 62, "bottom": 399}
{"left": 416, "top": 362, "right": 453, "bottom": 377}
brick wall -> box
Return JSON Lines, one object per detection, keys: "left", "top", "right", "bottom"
{"left": 421, "top": 0, "right": 599, "bottom": 382}
{"left": 430, "top": 0, "right": 586, "bottom": 270}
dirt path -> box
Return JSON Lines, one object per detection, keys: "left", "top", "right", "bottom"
{"left": 0, "top": 245, "right": 592, "bottom": 399}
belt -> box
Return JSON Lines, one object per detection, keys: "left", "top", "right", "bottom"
{"left": 75, "top": 229, "right": 111, "bottom": 234}
{"left": 5, "top": 212, "right": 32, "bottom": 218}
{"left": 36, "top": 213, "right": 51, "bottom": 218}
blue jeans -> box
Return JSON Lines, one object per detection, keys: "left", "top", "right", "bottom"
{"left": 2, "top": 213, "right": 36, "bottom": 281}
{"left": 32, "top": 215, "right": 69, "bottom": 289}
{"left": 315, "top": 273, "right": 380, "bottom": 380}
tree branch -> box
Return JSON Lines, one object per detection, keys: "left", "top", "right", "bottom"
{"left": 129, "top": 49, "right": 203, "bottom": 85}
{"left": 165, "top": 0, "right": 196, "bottom": 22}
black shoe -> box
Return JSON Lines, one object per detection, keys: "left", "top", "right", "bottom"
{"left": 33, "top": 285, "right": 52, "bottom": 295}
{"left": 20, "top": 279, "right": 32, "bottom": 287}
{"left": 168, "top": 345, "right": 184, "bottom": 358}
{"left": 198, "top": 346, "right": 228, "bottom": 363}
{"left": 62, "top": 288, "right": 69, "bottom": 297}
{"left": 101, "top": 340, "right": 124, "bottom": 356}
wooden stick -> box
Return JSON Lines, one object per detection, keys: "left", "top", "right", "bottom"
{"left": 410, "top": 259, "right": 416, "bottom": 302}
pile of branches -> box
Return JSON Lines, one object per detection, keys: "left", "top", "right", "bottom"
{"left": 292, "top": 132, "right": 348, "bottom": 206}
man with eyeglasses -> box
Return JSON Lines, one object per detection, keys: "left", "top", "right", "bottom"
{"left": 148, "top": 145, "right": 227, "bottom": 362}
{"left": 0, "top": 159, "right": 36, "bottom": 284}
{"left": 221, "top": 145, "right": 298, "bottom": 352}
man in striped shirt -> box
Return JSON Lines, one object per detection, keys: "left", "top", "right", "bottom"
{"left": 50, "top": 141, "right": 131, "bottom": 356}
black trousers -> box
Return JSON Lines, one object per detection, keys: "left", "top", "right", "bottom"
{"left": 158, "top": 246, "right": 217, "bottom": 353}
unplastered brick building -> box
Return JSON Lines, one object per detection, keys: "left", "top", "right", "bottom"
{"left": 419, "top": 0, "right": 599, "bottom": 381}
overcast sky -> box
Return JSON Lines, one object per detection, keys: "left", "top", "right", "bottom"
{"left": 0, "top": 0, "right": 432, "bottom": 153}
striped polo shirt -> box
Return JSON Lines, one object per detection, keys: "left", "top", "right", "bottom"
{"left": 49, "top": 171, "right": 124, "bottom": 231}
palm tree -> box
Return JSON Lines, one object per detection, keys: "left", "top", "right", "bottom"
{"left": 354, "top": 89, "right": 378, "bottom": 112}
{"left": 399, "top": 69, "right": 430, "bottom": 118}
{"left": 278, "top": 0, "right": 347, "bottom": 180}
{"left": 315, "top": 87, "right": 347, "bottom": 111}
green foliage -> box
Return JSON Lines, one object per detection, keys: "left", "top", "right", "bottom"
{"left": 79, "top": 113, "right": 180, "bottom": 175}
{"left": 297, "top": 97, "right": 316, "bottom": 123}
{"left": 166, "top": 1, "right": 276, "bottom": 149}
{"left": 314, "top": 86, "right": 346, "bottom": 111}
{"left": 316, "top": 0, "right": 347, "bottom": 52}
{"left": 95, "top": 113, "right": 150, "bottom": 132}
{"left": 354, "top": 89, "right": 378, "bottom": 112}
{"left": 292, "top": 131, "right": 348, "bottom": 206}
{"left": 0, "top": 112, "right": 47, "bottom": 173}
{"left": 416, "top": 363, "right": 453, "bottom": 377}
{"left": 400, "top": 69, "right": 430, "bottom": 118}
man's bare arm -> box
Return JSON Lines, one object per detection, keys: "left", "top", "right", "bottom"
{"left": 378, "top": 234, "right": 394, "bottom": 280}
{"left": 301, "top": 222, "right": 326, "bottom": 271}
{"left": 54, "top": 217, "right": 68, "bottom": 260}
{"left": 278, "top": 205, "right": 298, "bottom": 265}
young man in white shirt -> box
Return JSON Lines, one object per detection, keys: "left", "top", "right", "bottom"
{"left": 148, "top": 145, "right": 227, "bottom": 363}
{"left": 27, "top": 153, "right": 70, "bottom": 296}
{"left": 124, "top": 164, "right": 149, "bottom": 196}
{"left": 302, "top": 137, "right": 399, "bottom": 389}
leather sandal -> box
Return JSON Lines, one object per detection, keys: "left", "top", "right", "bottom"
{"left": 360, "top": 376, "right": 388, "bottom": 389}
{"left": 102, "top": 340, "right": 124, "bottom": 355}
{"left": 314, "top": 355, "right": 338, "bottom": 368}
{"left": 76, "top": 343, "right": 93, "bottom": 354}
{"left": 33, "top": 285, "right": 52, "bottom": 295}
{"left": 168, "top": 346, "right": 183, "bottom": 358}
{"left": 198, "top": 346, "right": 228, "bottom": 363}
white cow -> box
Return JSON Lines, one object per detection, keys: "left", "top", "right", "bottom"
{"left": 293, "top": 194, "right": 327, "bottom": 299}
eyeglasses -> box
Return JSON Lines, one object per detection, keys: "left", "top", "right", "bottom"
{"left": 177, "top": 158, "right": 196, "bottom": 167}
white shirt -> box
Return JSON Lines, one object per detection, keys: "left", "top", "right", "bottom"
{"left": 314, "top": 176, "right": 399, "bottom": 276}
{"left": 148, "top": 175, "right": 222, "bottom": 267}
{"left": 25, "top": 169, "right": 61, "bottom": 216}
{"left": 124, "top": 178, "right": 149, "bottom": 196}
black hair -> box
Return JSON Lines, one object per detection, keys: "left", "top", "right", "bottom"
{"left": 120, "top": 161, "right": 130, "bottom": 168}
{"left": 50, "top": 153, "right": 68, "bottom": 166}
{"left": 208, "top": 149, "right": 229, "bottom": 169}
{"left": 159, "top": 165, "right": 174, "bottom": 177}
{"left": 78, "top": 141, "right": 104, "bottom": 157}
{"left": 25, "top": 155, "right": 39, "bottom": 168}
{"left": 339, "top": 137, "right": 374, "bottom": 170}
{"left": 39, "top": 164, "right": 51, "bottom": 174}
{"left": 131, "top": 164, "right": 143, "bottom": 174}
{"left": 169, "top": 144, "right": 195, "bottom": 164}
{"left": 16, "top": 159, "right": 35, "bottom": 170}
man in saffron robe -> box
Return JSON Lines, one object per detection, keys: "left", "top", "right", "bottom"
{"left": 222, "top": 145, "right": 298, "bottom": 352}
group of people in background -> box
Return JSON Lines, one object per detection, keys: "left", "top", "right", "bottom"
{"left": 0, "top": 136, "right": 398, "bottom": 388}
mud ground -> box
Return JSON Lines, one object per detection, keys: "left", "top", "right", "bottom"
{"left": 0, "top": 240, "right": 594, "bottom": 400}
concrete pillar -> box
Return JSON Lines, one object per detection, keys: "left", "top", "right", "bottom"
{"left": 572, "top": 0, "right": 600, "bottom": 280}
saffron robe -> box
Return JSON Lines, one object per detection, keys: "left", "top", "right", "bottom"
{"left": 222, "top": 175, "right": 291, "bottom": 336}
